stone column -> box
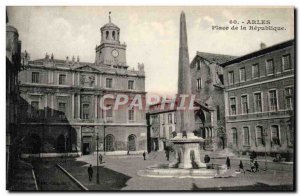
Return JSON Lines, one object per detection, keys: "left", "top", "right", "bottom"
{"left": 72, "top": 72, "right": 75, "bottom": 86}
{"left": 94, "top": 95, "right": 98, "bottom": 119}
{"left": 77, "top": 72, "right": 80, "bottom": 86}
{"left": 77, "top": 95, "right": 81, "bottom": 119}
{"left": 71, "top": 94, "right": 75, "bottom": 119}
{"left": 51, "top": 93, "right": 54, "bottom": 116}
{"left": 44, "top": 94, "right": 48, "bottom": 118}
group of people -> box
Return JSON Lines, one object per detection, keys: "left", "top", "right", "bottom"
{"left": 237, "top": 151, "right": 260, "bottom": 173}
{"left": 225, "top": 151, "right": 260, "bottom": 174}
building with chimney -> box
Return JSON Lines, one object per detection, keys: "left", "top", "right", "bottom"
{"left": 220, "top": 40, "right": 294, "bottom": 156}
{"left": 18, "top": 17, "right": 147, "bottom": 156}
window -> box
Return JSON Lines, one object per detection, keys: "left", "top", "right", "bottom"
{"left": 196, "top": 61, "right": 200, "bottom": 70}
{"left": 271, "top": 125, "right": 280, "bottom": 145}
{"left": 216, "top": 105, "right": 220, "bottom": 120}
{"left": 256, "top": 126, "right": 264, "bottom": 146}
{"left": 112, "top": 31, "right": 116, "bottom": 40}
{"left": 106, "top": 31, "right": 109, "bottom": 39}
{"left": 243, "top": 127, "right": 250, "bottom": 146}
{"left": 196, "top": 78, "right": 202, "bottom": 91}
{"left": 232, "top": 128, "right": 238, "bottom": 147}
{"left": 105, "top": 135, "right": 115, "bottom": 151}
{"left": 106, "top": 78, "right": 113, "bottom": 88}
{"left": 31, "top": 101, "right": 39, "bottom": 118}
{"left": 59, "top": 74, "right": 66, "bottom": 85}
{"left": 128, "top": 109, "right": 134, "bottom": 121}
{"left": 288, "top": 124, "right": 294, "bottom": 146}
{"left": 285, "top": 87, "right": 293, "bottom": 110}
{"left": 128, "top": 134, "right": 136, "bottom": 151}
{"left": 58, "top": 102, "right": 66, "bottom": 119}
{"left": 239, "top": 67, "right": 246, "bottom": 82}
{"left": 168, "top": 113, "right": 172, "bottom": 124}
{"left": 106, "top": 105, "right": 113, "bottom": 122}
{"left": 241, "top": 95, "right": 248, "bottom": 114}
{"left": 252, "top": 63, "right": 260, "bottom": 78}
{"left": 228, "top": 71, "right": 234, "bottom": 85}
{"left": 266, "top": 59, "right": 274, "bottom": 75}
{"left": 163, "top": 127, "right": 166, "bottom": 138}
{"left": 254, "top": 92, "right": 262, "bottom": 112}
{"left": 269, "top": 90, "right": 278, "bottom": 111}
{"left": 82, "top": 104, "right": 89, "bottom": 119}
{"left": 128, "top": 80, "right": 134, "bottom": 90}
{"left": 229, "top": 97, "right": 236, "bottom": 115}
{"left": 32, "top": 72, "right": 40, "bottom": 83}
{"left": 282, "top": 54, "right": 291, "bottom": 70}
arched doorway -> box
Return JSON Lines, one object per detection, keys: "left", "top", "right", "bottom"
{"left": 105, "top": 134, "right": 115, "bottom": 152}
{"left": 56, "top": 135, "right": 66, "bottom": 153}
{"left": 29, "top": 134, "right": 41, "bottom": 154}
{"left": 128, "top": 134, "right": 137, "bottom": 151}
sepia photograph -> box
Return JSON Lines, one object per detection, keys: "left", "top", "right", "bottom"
{"left": 5, "top": 5, "right": 295, "bottom": 191}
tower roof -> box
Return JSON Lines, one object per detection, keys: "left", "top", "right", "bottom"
{"left": 101, "top": 22, "right": 120, "bottom": 30}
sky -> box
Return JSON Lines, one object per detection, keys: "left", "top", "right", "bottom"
{"left": 7, "top": 6, "right": 294, "bottom": 96}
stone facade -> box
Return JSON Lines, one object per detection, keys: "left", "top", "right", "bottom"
{"left": 190, "top": 52, "right": 236, "bottom": 151}
{"left": 220, "top": 40, "right": 294, "bottom": 155}
{"left": 6, "top": 22, "right": 22, "bottom": 185}
{"left": 18, "top": 18, "right": 147, "bottom": 156}
{"left": 147, "top": 102, "right": 176, "bottom": 152}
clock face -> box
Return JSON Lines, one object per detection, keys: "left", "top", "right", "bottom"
{"left": 111, "top": 49, "right": 119, "bottom": 57}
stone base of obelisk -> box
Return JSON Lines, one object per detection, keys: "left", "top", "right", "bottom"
{"left": 169, "top": 132, "right": 206, "bottom": 169}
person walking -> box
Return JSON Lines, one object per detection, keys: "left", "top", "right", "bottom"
{"left": 226, "top": 157, "right": 231, "bottom": 169}
{"left": 254, "top": 160, "right": 259, "bottom": 172}
{"left": 143, "top": 151, "right": 146, "bottom": 160}
{"left": 166, "top": 150, "right": 170, "bottom": 161}
{"left": 239, "top": 160, "right": 245, "bottom": 174}
{"left": 88, "top": 164, "right": 93, "bottom": 181}
{"left": 250, "top": 160, "right": 255, "bottom": 172}
{"left": 99, "top": 154, "right": 103, "bottom": 164}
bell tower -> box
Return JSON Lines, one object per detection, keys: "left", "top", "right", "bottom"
{"left": 95, "top": 12, "right": 127, "bottom": 68}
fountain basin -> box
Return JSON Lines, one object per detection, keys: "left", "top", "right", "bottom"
{"left": 137, "top": 163, "right": 237, "bottom": 178}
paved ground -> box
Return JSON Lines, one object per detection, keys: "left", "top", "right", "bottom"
{"left": 32, "top": 159, "right": 81, "bottom": 191}
{"left": 7, "top": 160, "right": 37, "bottom": 191}
{"left": 60, "top": 151, "right": 294, "bottom": 191}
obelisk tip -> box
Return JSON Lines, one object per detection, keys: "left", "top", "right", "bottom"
{"left": 180, "top": 11, "right": 185, "bottom": 17}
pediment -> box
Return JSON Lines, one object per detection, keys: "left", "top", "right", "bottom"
{"left": 74, "top": 64, "right": 100, "bottom": 72}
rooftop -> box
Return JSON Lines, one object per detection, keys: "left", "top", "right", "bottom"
{"left": 101, "top": 22, "right": 120, "bottom": 30}
{"left": 196, "top": 51, "right": 237, "bottom": 64}
{"left": 219, "top": 39, "right": 295, "bottom": 67}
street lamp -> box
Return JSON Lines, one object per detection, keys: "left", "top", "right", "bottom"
{"left": 96, "top": 133, "right": 99, "bottom": 184}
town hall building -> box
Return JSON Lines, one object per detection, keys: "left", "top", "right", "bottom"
{"left": 18, "top": 17, "right": 147, "bottom": 156}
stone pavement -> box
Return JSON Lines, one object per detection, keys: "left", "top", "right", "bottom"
{"left": 7, "top": 159, "right": 38, "bottom": 191}
{"left": 60, "top": 151, "right": 294, "bottom": 191}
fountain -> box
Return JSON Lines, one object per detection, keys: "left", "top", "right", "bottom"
{"left": 138, "top": 11, "right": 236, "bottom": 178}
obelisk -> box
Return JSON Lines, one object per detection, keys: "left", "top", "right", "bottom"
{"left": 170, "top": 11, "right": 206, "bottom": 169}
{"left": 176, "top": 11, "right": 195, "bottom": 134}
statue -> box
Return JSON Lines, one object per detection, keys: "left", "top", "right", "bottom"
{"left": 80, "top": 75, "right": 86, "bottom": 85}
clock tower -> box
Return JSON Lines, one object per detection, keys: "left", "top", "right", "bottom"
{"left": 95, "top": 14, "right": 127, "bottom": 68}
